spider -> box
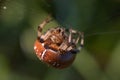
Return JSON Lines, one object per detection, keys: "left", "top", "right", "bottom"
{"left": 34, "top": 16, "right": 84, "bottom": 69}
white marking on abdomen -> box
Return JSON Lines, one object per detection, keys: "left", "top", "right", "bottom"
{"left": 41, "top": 49, "right": 47, "bottom": 60}
{"left": 34, "top": 46, "right": 37, "bottom": 50}
{"left": 42, "top": 43, "right": 44, "bottom": 46}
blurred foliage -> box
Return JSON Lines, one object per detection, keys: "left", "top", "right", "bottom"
{"left": 0, "top": 0, "right": 120, "bottom": 80}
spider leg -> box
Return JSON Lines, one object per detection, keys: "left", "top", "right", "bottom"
{"left": 75, "top": 32, "right": 81, "bottom": 44}
{"left": 68, "top": 28, "right": 79, "bottom": 43}
{"left": 68, "top": 29, "right": 72, "bottom": 43}
{"left": 77, "top": 32, "right": 84, "bottom": 51}
{"left": 58, "top": 28, "right": 84, "bottom": 54}
{"left": 57, "top": 28, "right": 69, "bottom": 52}
{"left": 58, "top": 28, "right": 73, "bottom": 51}
{"left": 37, "top": 16, "right": 52, "bottom": 38}
{"left": 67, "top": 29, "right": 84, "bottom": 53}
{"left": 59, "top": 29, "right": 77, "bottom": 52}
{"left": 67, "top": 29, "right": 78, "bottom": 51}
{"left": 59, "top": 41, "right": 68, "bottom": 51}
{"left": 37, "top": 16, "right": 53, "bottom": 43}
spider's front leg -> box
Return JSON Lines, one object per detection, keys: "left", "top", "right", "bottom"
{"left": 37, "top": 16, "right": 53, "bottom": 43}
{"left": 37, "top": 16, "right": 52, "bottom": 38}
{"left": 77, "top": 32, "right": 84, "bottom": 51}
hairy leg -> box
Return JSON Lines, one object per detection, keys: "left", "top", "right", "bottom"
{"left": 37, "top": 16, "right": 52, "bottom": 38}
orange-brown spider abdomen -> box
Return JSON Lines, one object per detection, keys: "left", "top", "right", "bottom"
{"left": 34, "top": 39, "right": 76, "bottom": 69}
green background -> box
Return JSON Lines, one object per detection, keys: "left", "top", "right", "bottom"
{"left": 0, "top": 0, "right": 120, "bottom": 80}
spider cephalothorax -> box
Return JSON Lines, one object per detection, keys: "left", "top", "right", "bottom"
{"left": 34, "top": 16, "right": 84, "bottom": 69}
